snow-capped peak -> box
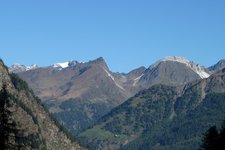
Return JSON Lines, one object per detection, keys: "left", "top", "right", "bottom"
{"left": 151, "top": 56, "right": 189, "bottom": 68}
{"left": 53, "top": 62, "right": 70, "bottom": 68}
{"left": 27, "top": 64, "right": 38, "bottom": 70}
{"left": 10, "top": 64, "right": 38, "bottom": 73}
{"left": 52, "top": 60, "right": 78, "bottom": 69}
{"left": 161, "top": 56, "right": 190, "bottom": 64}
{"left": 151, "top": 56, "right": 210, "bottom": 79}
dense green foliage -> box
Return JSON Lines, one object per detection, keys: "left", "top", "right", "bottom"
{"left": 48, "top": 112, "right": 91, "bottom": 149}
{"left": 121, "top": 93, "right": 225, "bottom": 150}
{"left": 45, "top": 98, "right": 111, "bottom": 135}
{"left": 80, "top": 83, "right": 225, "bottom": 150}
{"left": 80, "top": 85, "right": 179, "bottom": 149}
{"left": 101, "top": 85, "right": 176, "bottom": 135}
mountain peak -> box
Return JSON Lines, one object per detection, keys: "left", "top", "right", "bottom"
{"left": 10, "top": 63, "right": 38, "bottom": 73}
{"left": 151, "top": 56, "right": 210, "bottom": 79}
{"left": 92, "top": 57, "right": 105, "bottom": 63}
{"left": 52, "top": 60, "right": 79, "bottom": 69}
{"left": 152, "top": 56, "right": 190, "bottom": 67}
{"left": 88, "top": 57, "right": 108, "bottom": 68}
{"left": 208, "top": 59, "right": 225, "bottom": 72}
{"left": 163, "top": 56, "right": 190, "bottom": 63}
{"left": 52, "top": 61, "right": 69, "bottom": 68}
{"left": 217, "top": 59, "right": 225, "bottom": 63}
{"left": 27, "top": 64, "right": 38, "bottom": 70}
{"left": 51, "top": 57, "right": 105, "bottom": 69}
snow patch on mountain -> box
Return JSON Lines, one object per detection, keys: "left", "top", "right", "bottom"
{"left": 53, "top": 62, "right": 69, "bottom": 68}
{"left": 151, "top": 56, "right": 210, "bottom": 79}
{"left": 103, "top": 68, "right": 125, "bottom": 90}
{"left": 133, "top": 74, "right": 144, "bottom": 86}
{"left": 52, "top": 61, "right": 78, "bottom": 69}
{"left": 190, "top": 64, "right": 210, "bottom": 78}
{"left": 27, "top": 64, "right": 38, "bottom": 70}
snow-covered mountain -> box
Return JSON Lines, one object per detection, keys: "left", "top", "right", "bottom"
{"left": 10, "top": 64, "right": 39, "bottom": 73}
{"left": 51, "top": 60, "right": 79, "bottom": 69}
{"left": 52, "top": 62, "right": 70, "bottom": 68}
{"left": 10, "top": 60, "right": 79, "bottom": 73}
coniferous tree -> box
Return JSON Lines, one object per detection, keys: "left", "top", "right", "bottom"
{"left": 200, "top": 119, "right": 225, "bottom": 150}
{"left": 0, "top": 85, "right": 17, "bottom": 149}
{"left": 200, "top": 126, "right": 219, "bottom": 150}
{"left": 218, "top": 120, "right": 225, "bottom": 149}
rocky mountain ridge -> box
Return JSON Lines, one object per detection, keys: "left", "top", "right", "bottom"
{"left": 208, "top": 59, "right": 225, "bottom": 72}
{"left": 0, "top": 59, "right": 86, "bottom": 150}
{"left": 10, "top": 64, "right": 39, "bottom": 73}
{"left": 79, "top": 68, "right": 225, "bottom": 150}
{"left": 9, "top": 56, "right": 225, "bottom": 135}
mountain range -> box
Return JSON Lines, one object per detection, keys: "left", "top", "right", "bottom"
{"left": 79, "top": 68, "right": 225, "bottom": 150}
{"left": 10, "top": 56, "right": 225, "bottom": 136}
{"left": 0, "top": 59, "right": 86, "bottom": 149}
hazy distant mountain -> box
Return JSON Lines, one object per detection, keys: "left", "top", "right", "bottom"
{"left": 79, "top": 68, "right": 225, "bottom": 150}
{"left": 208, "top": 59, "right": 225, "bottom": 72}
{"left": 0, "top": 59, "right": 85, "bottom": 149}
{"left": 10, "top": 64, "right": 38, "bottom": 73}
{"left": 50, "top": 60, "right": 79, "bottom": 69}
{"left": 12, "top": 56, "right": 214, "bottom": 135}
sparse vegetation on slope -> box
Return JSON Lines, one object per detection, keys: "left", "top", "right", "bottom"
{"left": 0, "top": 59, "right": 87, "bottom": 150}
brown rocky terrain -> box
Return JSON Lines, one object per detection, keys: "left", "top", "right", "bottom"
{"left": 0, "top": 59, "right": 86, "bottom": 150}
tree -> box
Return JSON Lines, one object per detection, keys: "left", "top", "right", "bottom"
{"left": 199, "top": 126, "right": 219, "bottom": 150}
{"left": 218, "top": 119, "right": 225, "bottom": 149}
{"left": 0, "top": 85, "right": 17, "bottom": 149}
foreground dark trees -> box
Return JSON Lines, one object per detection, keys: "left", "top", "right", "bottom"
{"left": 0, "top": 85, "right": 17, "bottom": 149}
{"left": 200, "top": 120, "right": 225, "bottom": 150}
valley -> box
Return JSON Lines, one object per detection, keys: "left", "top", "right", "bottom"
{"left": 8, "top": 56, "right": 225, "bottom": 149}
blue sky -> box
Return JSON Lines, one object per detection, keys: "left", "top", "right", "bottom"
{"left": 0, "top": 0, "right": 225, "bottom": 72}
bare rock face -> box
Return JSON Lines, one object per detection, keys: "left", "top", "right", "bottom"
{"left": 208, "top": 59, "right": 225, "bottom": 72}
{"left": 0, "top": 59, "right": 86, "bottom": 150}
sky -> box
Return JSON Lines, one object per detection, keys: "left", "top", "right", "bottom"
{"left": 0, "top": 0, "right": 225, "bottom": 73}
